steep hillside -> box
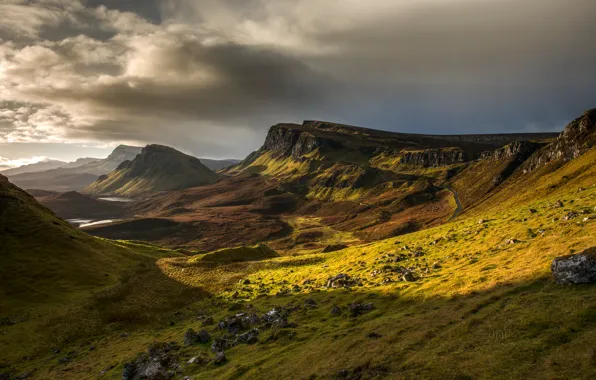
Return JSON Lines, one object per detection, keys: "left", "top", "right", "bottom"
{"left": 85, "top": 145, "right": 220, "bottom": 196}
{"left": 0, "top": 175, "right": 204, "bottom": 379}
{"left": 0, "top": 175, "right": 134, "bottom": 312}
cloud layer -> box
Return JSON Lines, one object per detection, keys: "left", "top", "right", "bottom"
{"left": 1, "top": 0, "right": 595, "bottom": 157}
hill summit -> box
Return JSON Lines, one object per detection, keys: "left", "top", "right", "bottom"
{"left": 85, "top": 144, "right": 219, "bottom": 196}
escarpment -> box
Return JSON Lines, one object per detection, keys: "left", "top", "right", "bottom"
{"left": 525, "top": 109, "right": 596, "bottom": 172}
{"left": 398, "top": 148, "right": 467, "bottom": 167}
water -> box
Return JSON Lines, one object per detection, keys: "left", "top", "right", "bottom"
{"left": 98, "top": 197, "right": 135, "bottom": 202}
{"left": 67, "top": 219, "right": 93, "bottom": 226}
{"left": 66, "top": 219, "right": 120, "bottom": 228}
{"left": 79, "top": 220, "right": 120, "bottom": 228}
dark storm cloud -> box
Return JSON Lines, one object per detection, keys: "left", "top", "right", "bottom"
{"left": 0, "top": 0, "right": 595, "bottom": 157}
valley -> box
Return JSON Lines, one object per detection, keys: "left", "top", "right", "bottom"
{"left": 0, "top": 110, "right": 595, "bottom": 380}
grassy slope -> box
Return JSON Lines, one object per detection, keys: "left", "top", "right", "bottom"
{"left": 0, "top": 176, "right": 205, "bottom": 378}
{"left": 24, "top": 148, "right": 590, "bottom": 380}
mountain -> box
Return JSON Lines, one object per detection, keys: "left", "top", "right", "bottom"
{"left": 0, "top": 159, "right": 66, "bottom": 176}
{"left": 58, "top": 157, "right": 100, "bottom": 169}
{"left": 5, "top": 145, "right": 142, "bottom": 191}
{"left": 85, "top": 144, "right": 220, "bottom": 196}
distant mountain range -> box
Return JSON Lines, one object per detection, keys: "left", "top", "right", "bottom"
{"left": 0, "top": 159, "right": 68, "bottom": 176}
{"left": 85, "top": 145, "right": 220, "bottom": 196}
{"left": 3, "top": 145, "right": 239, "bottom": 192}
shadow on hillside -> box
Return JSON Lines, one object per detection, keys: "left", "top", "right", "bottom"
{"left": 42, "top": 259, "right": 211, "bottom": 348}
{"left": 148, "top": 267, "right": 596, "bottom": 379}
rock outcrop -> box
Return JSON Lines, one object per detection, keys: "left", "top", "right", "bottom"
{"left": 480, "top": 141, "right": 545, "bottom": 161}
{"left": 260, "top": 124, "right": 339, "bottom": 160}
{"left": 551, "top": 247, "right": 596, "bottom": 285}
{"left": 526, "top": 109, "right": 596, "bottom": 172}
{"left": 399, "top": 148, "right": 467, "bottom": 167}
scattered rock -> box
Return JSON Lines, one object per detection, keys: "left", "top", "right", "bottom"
{"left": 184, "top": 328, "right": 211, "bottom": 345}
{"left": 331, "top": 306, "right": 341, "bottom": 315}
{"left": 528, "top": 209, "right": 538, "bottom": 214}
{"left": 555, "top": 200, "right": 564, "bottom": 208}
{"left": 304, "top": 298, "right": 317, "bottom": 307}
{"left": 214, "top": 351, "right": 226, "bottom": 365}
{"left": 57, "top": 357, "right": 70, "bottom": 365}
{"left": 122, "top": 342, "right": 179, "bottom": 380}
{"left": 505, "top": 238, "right": 518, "bottom": 245}
{"left": 402, "top": 271, "right": 416, "bottom": 282}
{"left": 326, "top": 274, "right": 361, "bottom": 288}
{"left": 366, "top": 332, "right": 382, "bottom": 339}
{"left": 187, "top": 355, "right": 209, "bottom": 365}
{"left": 412, "top": 251, "right": 424, "bottom": 257}
{"left": 432, "top": 262, "right": 442, "bottom": 269}
{"left": 211, "top": 339, "right": 231, "bottom": 353}
{"left": 201, "top": 316, "right": 214, "bottom": 326}
{"left": 348, "top": 303, "right": 375, "bottom": 316}
{"left": 478, "top": 219, "right": 486, "bottom": 224}
{"left": 552, "top": 247, "right": 596, "bottom": 284}
{"left": 236, "top": 329, "right": 259, "bottom": 344}
{"left": 563, "top": 212, "right": 578, "bottom": 221}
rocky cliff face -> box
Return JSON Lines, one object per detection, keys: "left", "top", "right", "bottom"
{"left": 260, "top": 124, "right": 340, "bottom": 160}
{"left": 399, "top": 148, "right": 467, "bottom": 167}
{"left": 525, "top": 109, "right": 596, "bottom": 172}
{"left": 480, "top": 140, "right": 545, "bottom": 161}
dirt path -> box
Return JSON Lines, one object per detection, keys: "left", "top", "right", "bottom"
{"left": 443, "top": 186, "right": 463, "bottom": 221}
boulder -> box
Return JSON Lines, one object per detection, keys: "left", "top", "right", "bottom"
{"left": 236, "top": 329, "right": 259, "bottom": 344}
{"left": 122, "top": 342, "right": 179, "bottom": 380}
{"left": 201, "top": 316, "right": 214, "bottom": 326}
{"left": 211, "top": 339, "right": 231, "bottom": 353}
{"left": 402, "top": 271, "right": 416, "bottom": 282}
{"left": 348, "top": 303, "right": 375, "bottom": 316}
{"left": 552, "top": 247, "right": 596, "bottom": 284}
{"left": 326, "top": 273, "right": 361, "bottom": 288}
{"left": 184, "top": 329, "right": 210, "bottom": 346}
{"left": 304, "top": 298, "right": 317, "bottom": 307}
{"left": 214, "top": 351, "right": 226, "bottom": 365}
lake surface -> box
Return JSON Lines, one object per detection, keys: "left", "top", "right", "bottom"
{"left": 98, "top": 197, "right": 135, "bottom": 202}
{"left": 67, "top": 219, "right": 120, "bottom": 228}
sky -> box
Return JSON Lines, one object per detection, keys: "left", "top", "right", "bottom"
{"left": 0, "top": 0, "right": 595, "bottom": 164}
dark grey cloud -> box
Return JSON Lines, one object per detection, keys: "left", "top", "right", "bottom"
{"left": 0, "top": 0, "right": 595, "bottom": 158}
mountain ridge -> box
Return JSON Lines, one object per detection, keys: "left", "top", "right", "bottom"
{"left": 85, "top": 144, "right": 220, "bottom": 196}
